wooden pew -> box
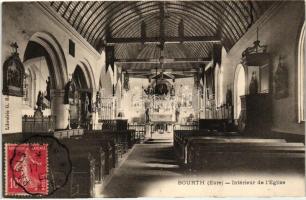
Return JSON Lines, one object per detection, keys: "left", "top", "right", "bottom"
{"left": 82, "top": 133, "right": 117, "bottom": 172}
{"left": 174, "top": 130, "right": 212, "bottom": 162}
{"left": 174, "top": 130, "right": 240, "bottom": 163}
{"left": 96, "top": 130, "right": 135, "bottom": 156}
{"left": 185, "top": 138, "right": 304, "bottom": 171}
{"left": 180, "top": 136, "right": 286, "bottom": 165}
{"left": 59, "top": 138, "right": 110, "bottom": 182}
{"left": 199, "top": 119, "right": 228, "bottom": 131}
{"left": 68, "top": 154, "right": 96, "bottom": 197}
{"left": 50, "top": 151, "right": 96, "bottom": 198}
{"left": 54, "top": 129, "right": 116, "bottom": 183}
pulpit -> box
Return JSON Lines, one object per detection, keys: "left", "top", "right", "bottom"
{"left": 239, "top": 94, "right": 272, "bottom": 135}
{"left": 238, "top": 37, "right": 272, "bottom": 134}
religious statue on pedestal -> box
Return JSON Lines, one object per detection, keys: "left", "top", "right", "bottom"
{"left": 84, "top": 94, "right": 90, "bottom": 117}
{"left": 36, "top": 91, "right": 44, "bottom": 111}
{"left": 274, "top": 56, "right": 289, "bottom": 99}
{"left": 45, "top": 76, "right": 51, "bottom": 101}
{"left": 175, "top": 107, "right": 180, "bottom": 122}
{"left": 249, "top": 71, "right": 258, "bottom": 94}
{"left": 170, "top": 85, "right": 175, "bottom": 96}
{"left": 145, "top": 108, "right": 150, "bottom": 123}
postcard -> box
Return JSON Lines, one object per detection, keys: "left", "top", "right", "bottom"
{"left": 1, "top": 1, "right": 305, "bottom": 198}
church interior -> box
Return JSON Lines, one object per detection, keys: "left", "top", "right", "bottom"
{"left": 1, "top": 1, "right": 305, "bottom": 197}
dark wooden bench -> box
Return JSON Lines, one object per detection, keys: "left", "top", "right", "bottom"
{"left": 179, "top": 136, "right": 286, "bottom": 165}
{"left": 49, "top": 151, "right": 96, "bottom": 198}
{"left": 185, "top": 139, "right": 304, "bottom": 170}
{"left": 99, "top": 130, "right": 136, "bottom": 154}
{"left": 199, "top": 119, "right": 228, "bottom": 131}
{"left": 59, "top": 138, "right": 112, "bottom": 182}
{"left": 68, "top": 153, "right": 96, "bottom": 197}
{"left": 82, "top": 133, "right": 118, "bottom": 170}
{"left": 174, "top": 130, "right": 240, "bottom": 163}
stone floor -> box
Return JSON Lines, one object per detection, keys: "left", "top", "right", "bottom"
{"left": 100, "top": 132, "right": 305, "bottom": 197}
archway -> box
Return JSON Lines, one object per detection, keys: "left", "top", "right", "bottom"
{"left": 24, "top": 32, "right": 68, "bottom": 89}
{"left": 23, "top": 32, "right": 69, "bottom": 129}
{"left": 22, "top": 58, "right": 50, "bottom": 116}
{"left": 234, "top": 64, "right": 246, "bottom": 119}
{"left": 69, "top": 65, "right": 92, "bottom": 129}
{"left": 78, "top": 59, "right": 96, "bottom": 93}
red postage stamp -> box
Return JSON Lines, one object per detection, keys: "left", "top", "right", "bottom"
{"left": 5, "top": 143, "right": 48, "bottom": 196}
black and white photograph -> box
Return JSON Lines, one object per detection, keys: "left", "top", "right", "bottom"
{"left": 1, "top": 0, "right": 305, "bottom": 198}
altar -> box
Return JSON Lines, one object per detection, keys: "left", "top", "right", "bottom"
{"left": 150, "top": 113, "right": 173, "bottom": 122}
{"left": 149, "top": 109, "right": 175, "bottom": 133}
{"left": 149, "top": 114, "right": 174, "bottom": 134}
{"left": 142, "top": 79, "right": 177, "bottom": 134}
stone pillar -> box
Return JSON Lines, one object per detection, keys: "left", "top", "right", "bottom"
{"left": 51, "top": 89, "right": 69, "bottom": 130}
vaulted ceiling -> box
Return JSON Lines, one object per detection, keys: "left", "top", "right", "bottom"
{"left": 48, "top": 1, "right": 275, "bottom": 72}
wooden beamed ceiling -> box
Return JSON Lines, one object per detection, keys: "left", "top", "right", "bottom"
{"left": 48, "top": 1, "right": 275, "bottom": 71}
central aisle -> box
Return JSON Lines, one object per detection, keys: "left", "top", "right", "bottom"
{"left": 101, "top": 137, "right": 184, "bottom": 197}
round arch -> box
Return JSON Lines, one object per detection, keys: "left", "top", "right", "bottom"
{"left": 233, "top": 64, "right": 246, "bottom": 119}
{"left": 24, "top": 32, "right": 68, "bottom": 89}
{"left": 77, "top": 59, "right": 97, "bottom": 93}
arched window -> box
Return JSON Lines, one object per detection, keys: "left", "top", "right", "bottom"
{"left": 298, "top": 22, "right": 305, "bottom": 123}
{"left": 234, "top": 64, "right": 246, "bottom": 119}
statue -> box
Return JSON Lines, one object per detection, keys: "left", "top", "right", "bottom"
{"left": 64, "top": 80, "right": 71, "bottom": 104}
{"left": 36, "top": 91, "right": 44, "bottom": 111}
{"left": 123, "top": 73, "right": 130, "bottom": 91}
{"left": 170, "top": 85, "right": 175, "bottom": 96}
{"left": 145, "top": 108, "right": 150, "bottom": 123}
{"left": 96, "top": 91, "right": 101, "bottom": 109}
{"left": 175, "top": 107, "right": 180, "bottom": 122}
{"left": 84, "top": 94, "right": 89, "bottom": 116}
{"left": 274, "top": 56, "right": 289, "bottom": 99}
{"left": 249, "top": 71, "right": 258, "bottom": 94}
{"left": 45, "top": 76, "right": 51, "bottom": 101}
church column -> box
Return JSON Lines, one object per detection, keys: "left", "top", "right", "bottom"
{"left": 92, "top": 90, "right": 100, "bottom": 130}
{"left": 51, "top": 89, "right": 69, "bottom": 130}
